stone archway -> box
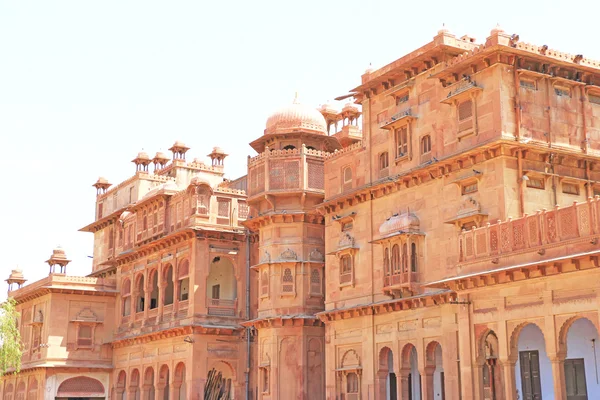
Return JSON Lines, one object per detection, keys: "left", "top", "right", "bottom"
{"left": 559, "top": 316, "right": 600, "bottom": 399}
{"left": 424, "top": 341, "right": 444, "bottom": 400}
{"left": 477, "top": 330, "right": 504, "bottom": 400}
{"left": 510, "top": 323, "right": 553, "bottom": 400}
{"left": 377, "top": 346, "right": 397, "bottom": 400}
{"left": 174, "top": 362, "right": 186, "bottom": 400}
{"left": 143, "top": 366, "right": 156, "bottom": 400}
{"left": 401, "top": 343, "right": 421, "bottom": 400}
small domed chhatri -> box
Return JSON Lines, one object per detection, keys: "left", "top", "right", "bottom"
{"left": 265, "top": 94, "right": 327, "bottom": 136}
{"left": 378, "top": 211, "right": 421, "bottom": 237}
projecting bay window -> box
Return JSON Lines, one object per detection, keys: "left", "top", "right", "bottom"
{"left": 377, "top": 235, "right": 423, "bottom": 297}
{"left": 440, "top": 81, "right": 481, "bottom": 140}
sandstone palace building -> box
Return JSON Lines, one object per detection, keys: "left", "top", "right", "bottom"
{"left": 3, "top": 26, "right": 600, "bottom": 400}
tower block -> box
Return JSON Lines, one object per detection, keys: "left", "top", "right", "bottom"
{"left": 244, "top": 97, "right": 341, "bottom": 399}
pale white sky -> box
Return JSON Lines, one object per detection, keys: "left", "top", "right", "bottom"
{"left": 1, "top": 0, "right": 598, "bottom": 298}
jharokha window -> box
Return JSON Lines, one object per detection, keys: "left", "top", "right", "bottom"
{"left": 378, "top": 212, "right": 423, "bottom": 296}
{"left": 340, "top": 255, "right": 353, "bottom": 285}
{"left": 77, "top": 324, "right": 93, "bottom": 348}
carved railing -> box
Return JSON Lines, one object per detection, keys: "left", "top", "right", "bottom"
{"left": 384, "top": 271, "right": 418, "bottom": 288}
{"left": 207, "top": 298, "right": 237, "bottom": 317}
{"left": 247, "top": 147, "right": 326, "bottom": 197}
{"left": 459, "top": 199, "right": 600, "bottom": 263}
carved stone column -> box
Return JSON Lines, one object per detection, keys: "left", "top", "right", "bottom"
{"left": 500, "top": 358, "right": 517, "bottom": 400}
{"left": 158, "top": 283, "right": 166, "bottom": 323}
{"left": 550, "top": 355, "right": 567, "bottom": 400}
{"left": 421, "top": 366, "right": 436, "bottom": 400}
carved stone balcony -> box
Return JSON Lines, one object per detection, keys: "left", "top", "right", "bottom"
{"left": 247, "top": 146, "right": 327, "bottom": 199}
{"left": 383, "top": 271, "right": 419, "bottom": 297}
{"left": 207, "top": 298, "right": 237, "bottom": 317}
{"left": 458, "top": 199, "right": 600, "bottom": 266}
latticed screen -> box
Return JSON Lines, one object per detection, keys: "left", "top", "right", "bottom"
{"left": 218, "top": 199, "right": 230, "bottom": 218}
{"left": 238, "top": 201, "right": 249, "bottom": 219}
{"left": 458, "top": 99, "right": 473, "bottom": 132}
{"left": 282, "top": 268, "right": 294, "bottom": 292}
{"left": 249, "top": 165, "right": 265, "bottom": 196}
{"left": 77, "top": 325, "right": 93, "bottom": 347}
{"left": 310, "top": 269, "right": 321, "bottom": 294}
{"left": 270, "top": 160, "right": 300, "bottom": 190}
{"left": 308, "top": 161, "right": 324, "bottom": 190}
{"left": 261, "top": 271, "right": 268, "bottom": 296}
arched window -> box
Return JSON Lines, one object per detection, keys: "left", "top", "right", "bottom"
{"left": 343, "top": 167, "right": 353, "bottom": 191}
{"left": 149, "top": 270, "right": 159, "bottom": 309}
{"left": 135, "top": 275, "right": 145, "bottom": 312}
{"left": 122, "top": 279, "right": 131, "bottom": 317}
{"left": 262, "top": 367, "right": 270, "bottom": 393}
{"left": 197, "top": 186, "right": 211, "bottom": 215}
{"left": 178, "top": 260, "right": 190, "bottom": 301}
{"left": 402, "top": 243, "right": 408, "bottom": 272}
{"left": 379, "top": 152, "right": 389, "bottom": 170}
{"left": 310, "top": 268, "right": 321, "bottom": 295}
{"left": 261, "top": 271, "right": 269, "bottom": 296}
{"left": 163, "top": 265, "right": 174, "bottom": 305}
{"left": 421, "top": 135, "right": 431, "bottom": 154}
{"left": 384, "top": 248, "right": 390, "bottom": 276}
{"left": 411, "top": 242, "right": 417, "bottom": 273}
{"left": 391, "top": 245, "right": 400, "bottom": 274}
{"left": 346, "top": 372, "right": 359, "bottom": 394}
{"left": 282, "top": 145, "right": 296, "bottom": 150}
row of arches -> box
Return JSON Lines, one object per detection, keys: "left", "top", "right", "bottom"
{"left": 1, "top": 377, "right": 38, "bottom": 400}
{"left": 115, "top": 363, "right": 186, "bottom": 400}
{"left": 121, "top": 260, "right": 189, "bottom": 317}
{"left": 121, "top": 256, "right": 237, "bottom": 320}
{"left": 477, "top": 317, "right": 600, "bottom": 400}
{"left": 375, "top": 342, "right": 444, "bottom": 400}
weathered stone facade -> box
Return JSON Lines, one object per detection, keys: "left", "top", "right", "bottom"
{"left": 4, "top": 25, "right": 600, "bottom": 400}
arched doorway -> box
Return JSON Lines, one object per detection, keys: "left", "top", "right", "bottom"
{"left": 377, "top": 347, "right": 397, "bottom": 400}
{"left": 562, "top": 317, "right": 600, "bottom": 399}
{"left": 480, "top": 330, "right": 503, "bottom": 400}
{"left": 116, "top": 371, "right": 127, "bottom": 400}
{"left": 130, "top": 368, "right": 140, "bottom": 400}
{"left": 174, "top": 362, "right": 186, "bottom": 400}
{"left": 425, "top": 341, "right": 445, "bottom": 400}
{"left": 513, "top": 323, "right": 553, "bottom": 400}
{"left": 207, "top": 257, "right": 237, "bottom": 316}
{"left": 143, "top": 366, "right": 156, "bottom": 400}
{"left": 149, "top": 269, "right": 159, "bottom": 309}
{"left": 158, "top": 364, "right": 170, "bottom": 400}
{"left": 205, "top": 362, "right": 234, "bottom": 400}
{"left": 401, "top": 344, "right": 421, "bottom": 400}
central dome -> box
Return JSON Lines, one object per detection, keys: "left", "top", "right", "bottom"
{"left": 265, "top": 98, "right": 327, "bottom": 135}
